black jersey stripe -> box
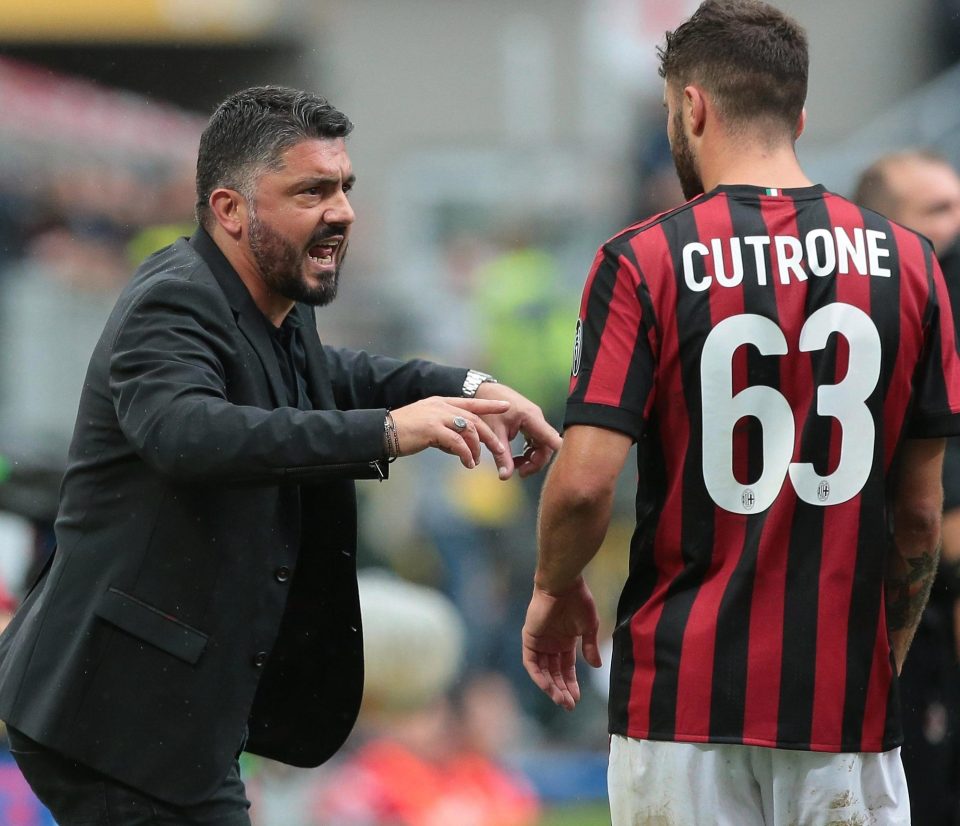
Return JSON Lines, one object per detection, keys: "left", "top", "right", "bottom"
{"left": 608, "top": 418, "right": 668, "bottom": 734}
{"left": 646, "top": 205, "right": 716, "bottom": 739}
{"left": 916, "top": 239, "right": 958, "bottom": 427}
{"left": 840, "top": 208, "right": 903, "bottom": 749}
{"left": 774, "top": 191, "right": 837, "bottom": 748}
{"left": 567, "top": 249, "right": 618, "bottom": 409}
{"left": 621, "top": 246, "right": 660, "bottom": 421}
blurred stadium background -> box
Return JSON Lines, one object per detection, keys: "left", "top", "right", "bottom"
{"left": 0, "top": 1, "right": 958, "bottom": 823}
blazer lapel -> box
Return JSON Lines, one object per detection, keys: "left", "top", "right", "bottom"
{"left": 296, "top": 305, "right": 337, "bottom": 412}
{"left": 188, "top": 230, "right": 286, "bottom": 408}
{"left": 236, "top": 312, "right": 287, "bottom": 409}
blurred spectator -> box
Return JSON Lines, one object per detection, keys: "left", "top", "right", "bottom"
{"left": 415, "top": 448, "right": 527, "bottom": 671}
{"left": 853, "top": 149, "right": 960, "bottom": 255}
{"left": 308, "top": 572, "right": 540, "bottom": 826}
{"left": 0, "top": 128, "right": 198, "bottom": 602}
{"left": 854, "top": 148, "right": 960, "bottom": 826}
{"left": 474, "top": 236, "right": 577, "bottom": 426}
{"left": 386, "top": 226, "right": 583, "bottom": 721}
{"left": 416, "top": 232, "right": 498, "bottom": 367}
{"left": 627, "top": 99, "right": 686, "bottom": 223}
{"left": 934, "top": 0, "right": 960, "bottom": 70}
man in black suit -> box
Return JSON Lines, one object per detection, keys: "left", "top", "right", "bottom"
{"left": 0, "top": 86, "right": 561, "bottom": 825}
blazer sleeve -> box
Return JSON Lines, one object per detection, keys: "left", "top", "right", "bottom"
{"left": 110, "top": 278, "right": 387, "bottom": 483}
{"left": 322, "top": 346, "right": 468, "bottom": 411}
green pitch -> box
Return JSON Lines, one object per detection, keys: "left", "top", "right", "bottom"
{"left": 541, "top": 802, "right": 610, "bottom": 825}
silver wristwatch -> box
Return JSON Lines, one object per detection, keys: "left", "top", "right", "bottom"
{"left": 461, "top": 369, "right": 498, "bottom": 397}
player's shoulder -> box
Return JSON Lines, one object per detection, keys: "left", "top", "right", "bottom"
{"left": 829, "top": 191, "right": 937, "bottom": 258}
{"left": 602, "top": 191, "right": 722, "bottom": 255}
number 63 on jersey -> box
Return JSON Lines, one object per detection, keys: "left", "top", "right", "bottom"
{"left": 701, "top": 302, "right": 881, "bottom": 514}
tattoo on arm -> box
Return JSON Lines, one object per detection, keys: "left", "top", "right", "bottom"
{"left": 886, "top": 550, "right": 938, "bottom": 632}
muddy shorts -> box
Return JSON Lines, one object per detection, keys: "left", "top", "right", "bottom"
{"left": 608, "top": 735, "right": 909, "bottom": 825}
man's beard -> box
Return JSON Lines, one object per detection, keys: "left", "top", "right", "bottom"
{"left": 247, "top": 209, "right": 345, "bottom": 307}
{"left": 670, "top": 109, "right": 704, "bottom": 201}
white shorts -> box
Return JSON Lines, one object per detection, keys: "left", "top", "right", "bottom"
{"left": 608, "top": 735, "right": 910, "bottom": 825}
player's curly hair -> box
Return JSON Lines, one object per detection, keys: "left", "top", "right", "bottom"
{"left": 195, "top": 86, "right": 353, "bottom": 229}
{"left": 658, "top": 0, "right": 808, "bottom": 135}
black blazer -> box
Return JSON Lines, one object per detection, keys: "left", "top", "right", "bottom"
{"left": 0, "top": 230, "right": 466, "bottom": 805}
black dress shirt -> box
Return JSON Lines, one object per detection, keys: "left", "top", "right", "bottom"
{"left": 264, "top": 313, "right": 312, "bottom": 411}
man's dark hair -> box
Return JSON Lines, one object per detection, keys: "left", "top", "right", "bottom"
{"left": 658, "top": 0, "right": 808, "bottom": 135}
{"left": 195, "top": 86, "right": 353, "bottom": 228}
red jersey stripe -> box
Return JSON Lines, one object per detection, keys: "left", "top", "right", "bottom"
{"left": 583, "top": 254, "right": 643, "bottom": 407}
{"left": 673, "top": 194, "right": 746, "bottom": 739}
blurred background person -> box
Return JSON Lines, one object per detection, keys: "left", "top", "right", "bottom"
{"left": 853, "top": 150, "right": 960, "bottom": 256}
{"left": 854, "top": 149, "right": 960, "bottom": 826}
{"left": 307, "top": 572, "right": 541, "bottom": 826}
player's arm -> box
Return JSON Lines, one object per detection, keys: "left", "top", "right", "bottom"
{"left": 112, "top": 280, "right": 390, "bottom": 482}
{"left": 886, "top": 437, "right": 946, "bottom": 672}
{"left": 522, "top": 424, "right": 633, "bottom": 710}
{"left": 535, "top": 424, "right": 632, "bottom": 591}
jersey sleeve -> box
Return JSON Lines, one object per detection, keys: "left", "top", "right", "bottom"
{"left": 907, "top": 254, "right": 960, "bottom": 437}
{"left": 563, "top": 242, "right": 655, "bottom": 441}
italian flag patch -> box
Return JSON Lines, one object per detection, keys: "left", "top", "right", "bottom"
{"left": 764, "top": 188, "right": 780, "bottom": 196}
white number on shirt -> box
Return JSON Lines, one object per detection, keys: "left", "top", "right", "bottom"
{"left": 700, "top": 303, "right": 881, "bottom": 514}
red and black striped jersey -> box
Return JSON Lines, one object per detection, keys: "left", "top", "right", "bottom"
{"left": 566, "top": 183, "right": 960, "bottom": 753}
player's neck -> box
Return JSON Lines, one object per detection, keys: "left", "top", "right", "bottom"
{"left": 701, "top": 140, "right": 812, "bottom": 193}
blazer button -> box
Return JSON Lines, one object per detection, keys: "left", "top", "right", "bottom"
{"left": 274, "top": 566, "right": 291, "bottom": 583}
{"left": 252, "top": 651, "right": 268, "bottom": 668}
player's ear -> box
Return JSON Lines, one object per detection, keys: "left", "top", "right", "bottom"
{"left": 685, "top": 85, "right": 707, "bottom": 137}
{"left": 209, "top": 188, "right": 247, "bottom": 239}
{"left": 795, "top": 107, "right": 807, "bottom": 140}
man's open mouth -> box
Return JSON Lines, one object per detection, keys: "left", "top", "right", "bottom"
{"left": 308, "top": 238, "right": 341, "bottom": 265}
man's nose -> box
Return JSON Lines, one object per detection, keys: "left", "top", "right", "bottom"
{"left": 323, "top": 192, "right": 355, "bottom": 226}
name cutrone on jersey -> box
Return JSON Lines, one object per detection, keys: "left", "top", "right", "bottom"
{"left": 682, "top": 227, "right": 892, "bottom": 291}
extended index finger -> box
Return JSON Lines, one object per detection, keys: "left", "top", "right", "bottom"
{"left": 447, "top": 397, "right": 511, "bottom": 415}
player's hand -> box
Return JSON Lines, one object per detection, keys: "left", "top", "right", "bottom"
{"left": 389, "top": 396, "right": 510, "bottom": 469}
{"left": 474, "top": 382, "right": 562, "bottom": 480}
{"left": 521, "top": 577, "right": 602, "bottom": 711}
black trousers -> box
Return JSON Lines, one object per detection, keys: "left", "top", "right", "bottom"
{"left": 7, "top": 727, "right": 252, "bottom": 825}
